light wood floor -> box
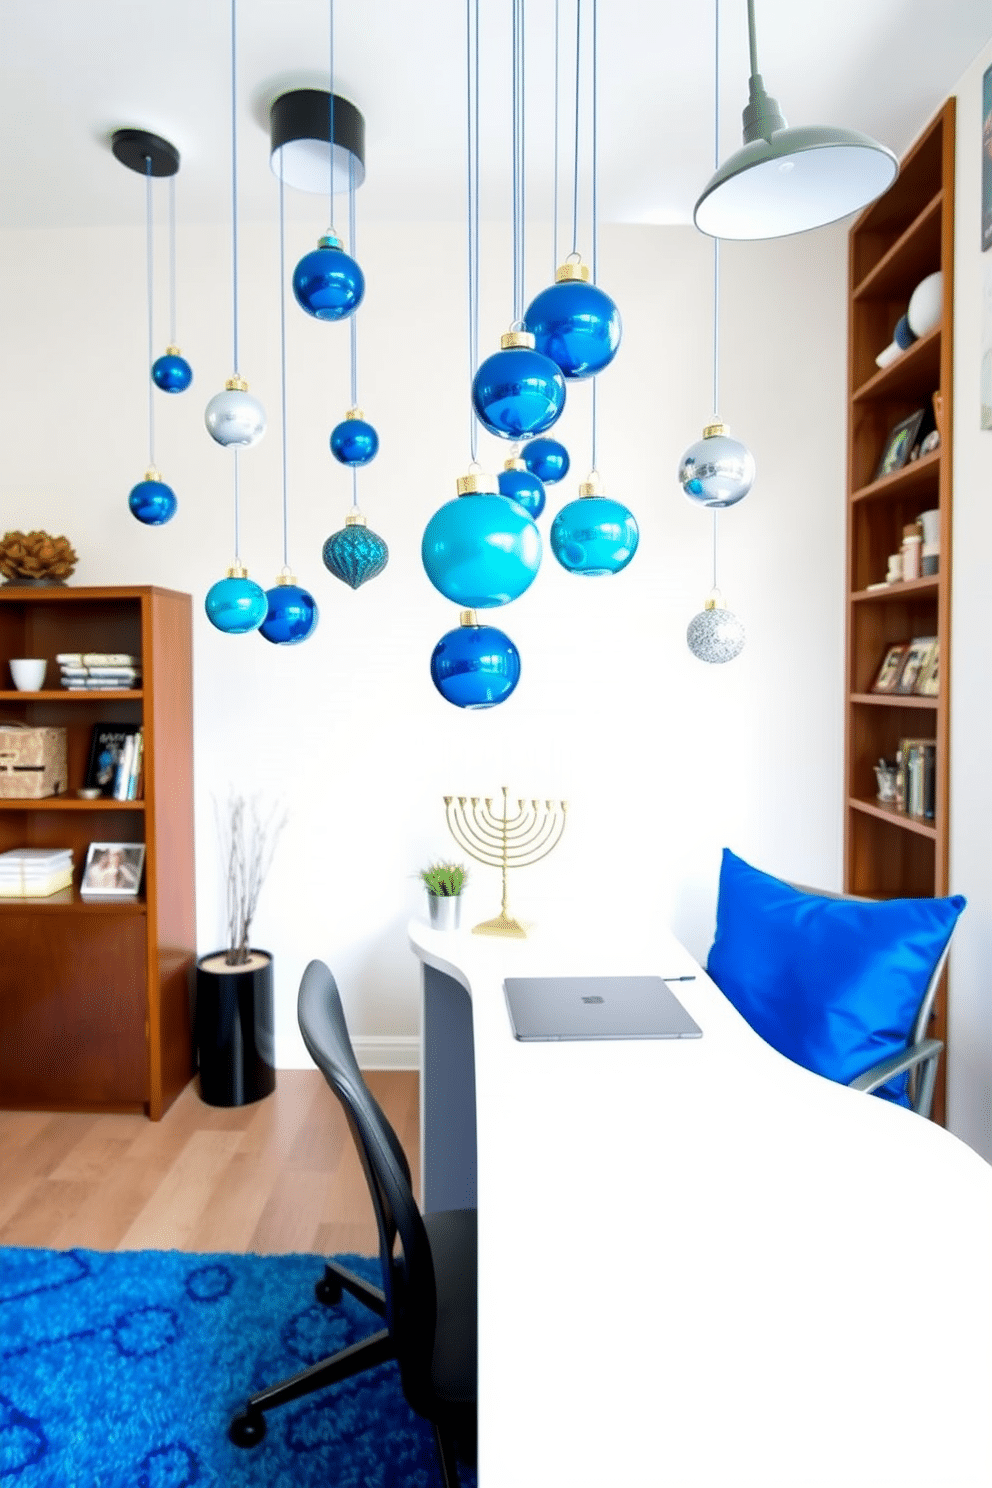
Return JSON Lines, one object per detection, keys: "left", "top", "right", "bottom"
{"left": 0, "top": 1070, "right": 419, "bottom": 1255}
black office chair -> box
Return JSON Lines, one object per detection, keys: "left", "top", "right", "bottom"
{"left": 228, "top": 959, "right": 477, "bottom": 1487}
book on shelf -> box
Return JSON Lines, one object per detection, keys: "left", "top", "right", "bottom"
{"left": 84, "top": 723, "right": 143, "bottom": 799}
{"left": 57, "top": 654, "right": 141, "bottom": 690}
{"left": 896, "top": 737, "right": 936, "bottom": 819}
{"left": 0, "top": 846, "right": 73, "bottom": 898}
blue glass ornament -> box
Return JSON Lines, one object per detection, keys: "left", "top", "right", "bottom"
{"left": 422, "top": 472, "right": 542, "bottom": 607}
{"left": 259, "top": 573, "right": 319, "bottom": 645}
{"left": 498, "top": 460, "right": 546, "bottom": 519}
{"left": 430, "top": 611, "right": 521, "bottom": 710}
{"left": 330, "top": 409, "right": 379, "bottom": 467}
{"left": 550, "top": 480, "right": 639, "bottom": 577}
{"left": 322, "top": 511, "right": 389, "bottom": 589}
{"left": 472, "top": 331, "right": 566, "bottom": 439}
{"left": 128, "top": 469, "right": 177, "bottom": 526}
{"left": 522, "top": 436, "right": 570, "bottom": 485}
{"left": 679, "top": 421, "right": 755, "bottom": 509}
{"left": 204, "top": 377, "right": 266, "bottom": 448}
{"left": 525, "top": 263, "right": 621, "bottom": 379}
{"left": 293, "top": 230, "right": 365, "bottom": 321}
{"left": 205, "top": 568, "right": 268, "bottom": 634}
{"left": 151, "top": 346, "right": 193, "bottom": 393}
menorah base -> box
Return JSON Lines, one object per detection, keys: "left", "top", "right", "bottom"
{"left": 472, "top": 911, "right": 529, "bottom": 939}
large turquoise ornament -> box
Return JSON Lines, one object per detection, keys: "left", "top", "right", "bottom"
{"left": 679, "top": 420, "right": 755, "bottom": 509}
{"left": 322, "top": 510, "right": 389, "bottom": 589}
{"left": 330, "top": 407, "right": 379, "bottom": 467}
{"left": 152, "top": 345, "right": 193, "bottom": 393}
{"left": 498, "top": 458, "right": 546, "bottom": 519}
{"left": 128, "top": 468, "right": 177, "bottom": 526}
{"left": 472, "top": 330, "right": 566, "bottom": 440}
{"left": 259, "top": 572, "right": 319, "bottom": 645}
{"left": 430, "top": 609, "right": 521, "bottom": 710}
{"left": 293, "top": 230, "right": 365, "bottom": 321}
{"left": 422, "top": 470, "right": 542, "bottom": 608}
{"left": 205, "top": 566, "right": 268, "bottom": 634}
{"left": 550, "top": 478, "right": 639, "bottom": 577}
{"left": 525, "top": 260, "right": 621, "bottom": 379}
{"left": 522, "top": 436, "right": 570, "bottom": 485}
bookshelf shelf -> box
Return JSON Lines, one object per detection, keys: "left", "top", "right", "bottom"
{"left": 0, "top": 586, "right": 194, "bottom": 1119}
{"left": 844, "top": 99, "right": 954, "bottom": 1122}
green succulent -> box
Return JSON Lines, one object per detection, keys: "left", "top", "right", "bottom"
{"left": 419, "top": 861, "right": 468, "bottom": 897}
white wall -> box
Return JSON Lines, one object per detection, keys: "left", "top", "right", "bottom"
{"left": 0, "top": 206, "right": 848, "bottom": 1068}
{"left": 950, "top": 40, "right": 992, "bottom": 1162}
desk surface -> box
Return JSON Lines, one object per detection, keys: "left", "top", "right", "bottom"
{"left": 409, "top": 915, "right": 992, "bottom": 1487}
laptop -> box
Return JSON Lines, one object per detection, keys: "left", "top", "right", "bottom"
{"left": 503, "top": 975, "right": 703, "bottom": 1042}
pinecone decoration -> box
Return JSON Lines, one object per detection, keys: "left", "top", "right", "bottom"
{"left": 0, "top": 531, "right": 77, "bottom": 583}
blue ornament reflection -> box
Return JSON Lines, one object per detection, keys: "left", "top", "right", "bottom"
{"left": 422, "top": 491, "right": 542, "bottom": 607}
{"left": 431, "top": 619, "right": 521, "bottom": 709}
{"left": 498, "top": 465, "right": 546, "bottom": 519}
{"left": 679, "top": 425, "right": 755, "bottom": 509}
{"left": 472, "top": 343, "right": 565, "bottom": 439}
{"left": 259, "top": 581, "right": 319, "bottom": 645}
{"left": 293, "top": 234, "right": 365, "bottom": 321}
{"left": 525, "top": 278, "right": 621, "bottom": 379}
{"left": 204, "top": 574, "right": 268, "bottom": 634}
{"left": 550, "top": 494, "right": 639, "bottom": 576}
{"left": 151, "top": 349, "right": 193, "bottom": 393}
{"left": 522, "top": 437, "right": 570, "bottom": 485}
{"left": 128, "top": 475, "right": 177, "bottom": 526}
{"left": 322, "top": 516, "right": 389, "bottom": 589}
{"left": 330, "top": 416, "right": 379, "bottom": 467}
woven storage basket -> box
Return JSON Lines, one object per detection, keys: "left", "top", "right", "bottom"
{"left": 0, "top": 723, "right": 68, "bottom": 798}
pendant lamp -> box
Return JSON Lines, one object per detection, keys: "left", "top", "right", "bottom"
{"left": 430, "top": 609, "right": 521, "bottom": 710}
{"left": 694, "top": 0, "right": 897, "bottom": 240}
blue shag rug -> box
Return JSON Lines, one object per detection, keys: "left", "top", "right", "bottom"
{"left": 0, "top": 1247, "right": 476, "bottom": 1487}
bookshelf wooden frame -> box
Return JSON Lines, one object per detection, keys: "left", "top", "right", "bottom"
{"left": 0, "top": 585, "right": 195, "bottom": 1119}
{"left": 844, "top": 100, "right": 955, "bottom": 1123}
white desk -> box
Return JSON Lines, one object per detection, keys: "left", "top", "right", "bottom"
{"left": 409, "top": 915, "right": 992, "bottom": 1487}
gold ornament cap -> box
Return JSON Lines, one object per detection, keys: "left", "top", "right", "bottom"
{"left": 500, "top": 328, "right": 536, "bottom": 350}
{"left": 460, "top": 609, "right": 480, "bottom": 627}
{"left": 703, "top": 420, "right": 728, "bottom": 439}
{"left": 503, "top": 457, "right": 526, "bottom": 472}
{"left": 319, "top": 229, "right": 343, "bottom": 249}
{"left": 578, "top": 470, "right": 603, "bottom": 498}
{"left": 345, "top": 406, "right": 364, "bottom": 421}
{"left": 555, "top": 257, "right": 591, "bottom": 283}
{"left": 456, "top": 469, "right": 499, "bottom": 496}
{"left": 225, "top": 374, "right": 249, "bottom": 392}
{"left": 275, "top": 566, "right": 296, "bottom": 586}
{"left": 226, "top": 561, "right": 249, "bottom": 579}
{"left": 165, "top": 344, "right": 182, "bottom": 356}
{"left": 345, "top": 509, "right": 368, "bottom": 527}
{"left": 144, "top": 467, "right": 163, "bottom": 483}
{"left": 703, "top": 587, "right": 727, "bottom": 611}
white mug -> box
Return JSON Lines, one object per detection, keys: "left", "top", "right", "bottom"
{"left": 9, "top": 658, "right": 47, "bottom": 691}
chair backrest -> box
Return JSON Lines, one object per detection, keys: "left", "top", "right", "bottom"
{"left": 297, "top": 959, "right": 440, "bottom": 1413}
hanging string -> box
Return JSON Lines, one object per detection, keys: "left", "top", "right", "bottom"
{"left": 278, "top": 166, "right": 290, "bottom": 568}
{"left": 511, "top": 0, "right": 524, "bottom": 325}
{"left": 229, "top": 0, "right": 240, "bottom": 374}
{"left": 711, "top": 0, "right": 721, "bottom": 590}
{"left": 591, "top": 0, "right": 598, "bottom": 284}
{"left": 328, "top": 0, "right": 336, "bottom": 220}
{"left": 168, "top": 175, "right": 178, "bottom": 347}
{"left": 553, "top": 0, "right": 560, "bottom": 272}
{"left": 233, "top": 448, "right": 241, "bottom": 562}
{"left": 349, "top": 153, "right": 358, "bottom": 408}
{"left": 570, "top": 0, "right": 581, "bottom": 256}
{"left": 466, "top": 0, "right": 480, "bottom": 461}
{"left": 144, "top": 157, "right": 156, "bottom": 469}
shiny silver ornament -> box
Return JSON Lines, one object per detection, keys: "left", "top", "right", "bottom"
{"left": 679, "top": 420, "right": 755, "bottom": 509}
{"left": 687, "top": 590, "right": 745, "bottom": 664}
{"left": 204, "top": 376, "right": 267, "bottom": 448}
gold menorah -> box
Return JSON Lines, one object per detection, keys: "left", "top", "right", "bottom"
{"left": 444, "top": 785, "right": 568, "bottom": 937}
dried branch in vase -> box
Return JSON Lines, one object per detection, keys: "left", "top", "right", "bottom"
{"left": 214, "top": 791, "right": 288, "bottom": 966}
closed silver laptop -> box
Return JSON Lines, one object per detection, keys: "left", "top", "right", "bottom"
{"left": 503, "top": 975, "right": 703, "bottom": 1042}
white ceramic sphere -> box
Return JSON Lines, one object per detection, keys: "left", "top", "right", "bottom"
{"left": 686, "top": 606, "right": 745, "bottom": 664}
{"left": 907, "top": 272, "right": 942, "bottom": 338}
{"left": 679, "top": 433, "right": 755, "bottom": 509}
{"left": 204, "top": 388, "right": 267, "bottom": 448}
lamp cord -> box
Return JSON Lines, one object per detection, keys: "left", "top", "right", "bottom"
{"left": 747, "top": 0, "right": 759, "bottom": 79}
{"left": 168, "top": 175, "right": 177, "bottom": 347}
{"left": 278, "top": 166, "right": 290, "bottom": 569}
{"left": 144, "top": 157, "right": 155, "bottom": 470}
{"left": 229, "top": 0, "right": 239, "bottom": 375}
{"left": 466, "top": 0, "right": 480, "bottom": 462}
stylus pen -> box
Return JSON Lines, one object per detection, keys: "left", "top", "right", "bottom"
{"left": 662, "top": 975, "right": 696, "bottom": 982}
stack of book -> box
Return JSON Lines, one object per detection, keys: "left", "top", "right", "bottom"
{"left": 112, "top": 728, "right": 144, "bottom": 800}
{"left": 56, "top": 653, "right": 142, "bottom": 690}
{"left": 0, "top": 846, "right": 73, "bottom": 898}
{"left": 896, "top": 737, "right": 937, "bottom": 820}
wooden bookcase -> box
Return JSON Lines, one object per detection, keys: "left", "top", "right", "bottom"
{"left": 0, "top": 585, "right": 195, "bottom": 1120}
{"left": 844, "top": 100, "right": 955, "bottom": 1123}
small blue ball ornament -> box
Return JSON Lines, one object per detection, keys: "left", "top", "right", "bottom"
{"left": 550, "top": 478, "right": 639, "bottom": 577}
{"left": 679, "top": 421, "right": 755, "bottom": 509}
{"left": 430, "top": 610, "right": 521, "bottom": 710}
{"left": 525, "top": 261, "right": 621, "bottom": 379}
{"left": 522, "top": 437, "right": 570, "bottom": 486}
{"left": 205, "top": 567, "right": 268, "bottom": 634}
{"left": 422, "top": 471, "right": 542, "bottom": 608}
{"left": 293, "top": 230, "right": 365, "bottom": 321}
{"left": 204, "top": 377, "right": 266, "bottom": 448}
{"left": 322, "top": 510, "right": 389, "bottom": 589}
{"left": 498, "top": 459, "right": 546, "bottom": 519}
{"left": 128, "top": 468, "right": 177, "bottom": 526}
{"left": 151, "top": 345, "right": 193, "bottom": 393}
{"left": 259, "top": 573, "right": 319, "bottom": 645}
{"left": 472, "top": 330, "right": 566, "bottom": 439}
{"left": 329, "top": 408, "right": 379, "bottom": 467}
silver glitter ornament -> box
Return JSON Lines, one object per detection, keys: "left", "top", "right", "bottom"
{"left": 679, "top": 420, "right": 755, "bottom": 509}
{"left": 687, "top": 590, "right": 745, "bottom": 664}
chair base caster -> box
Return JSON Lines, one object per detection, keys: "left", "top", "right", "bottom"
{"left": 229, "top": 1409, "right": 266, "bottom": 1448}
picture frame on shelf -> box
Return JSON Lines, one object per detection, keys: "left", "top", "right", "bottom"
{"left": 894, "top": 636, "right": 938, "bottom": 695}
{"left": 80, "top": 841, "right": 145, "bottom": 898}
{"left": 84, "top": 723, "right": 140, "bottom": 797}
{"left": 874, "top": 410, "right": 926, "bottom": 481}
{"left": 871, "top": 643, "right": 909, "bottom": 694}
{"left": 915, "top": 640, "right": 940, "bottom": 697}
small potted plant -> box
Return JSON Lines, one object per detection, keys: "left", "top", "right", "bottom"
{"left": 419, "top": 860, "right": 468, "bottom": 932}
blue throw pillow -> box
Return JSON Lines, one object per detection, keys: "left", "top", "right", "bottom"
{"left": 706, "top": 849, "right": 965, "bottom": 1106}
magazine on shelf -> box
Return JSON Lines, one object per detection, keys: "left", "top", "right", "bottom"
{"left": 84, "top": 723, "right": 141, "bottom": 797}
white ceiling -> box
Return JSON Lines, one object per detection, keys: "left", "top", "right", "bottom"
{"left": 1, "top": 0, "right": 990, "bottom": 233}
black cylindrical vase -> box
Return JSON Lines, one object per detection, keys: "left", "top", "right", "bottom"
{"left": 195, "top": 950, "right": 276, "bottom": 1107}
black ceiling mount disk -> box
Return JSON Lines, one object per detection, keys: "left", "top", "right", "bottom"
{"left": 111, "top": 128, "right": 180, "bottom": 177}
{"left": 270, "top": 89, "right": 366, "bottom": 192}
